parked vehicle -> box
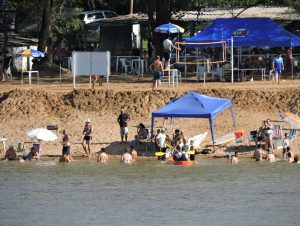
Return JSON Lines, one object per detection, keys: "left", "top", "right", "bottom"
{"left": 80, "top": 10, "right": 118, "bottom": 24}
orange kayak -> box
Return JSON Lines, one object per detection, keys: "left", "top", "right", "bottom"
{"left": 173, "top": 161, "right": 193, "bottom": 166}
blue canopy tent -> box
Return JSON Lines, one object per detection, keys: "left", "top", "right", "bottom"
{"left": 185, "top": 18, "right": 300, "bottom": 47}
{"left": 151, "top": 92, "right": 236, "bottom": 145}
{"left": 184, "top": 18, "right": 300, "bottom": 83}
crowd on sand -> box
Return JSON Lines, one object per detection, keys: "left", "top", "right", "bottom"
{"left": 2, "top": 109, "right": 299, "bottom": 165}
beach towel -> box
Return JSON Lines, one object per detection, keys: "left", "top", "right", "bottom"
{"left": 273, "top": 124, "right": 283, "bottom": 139}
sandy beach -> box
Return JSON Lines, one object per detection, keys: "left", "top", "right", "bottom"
{"left": 0, "top": 73, "right": 299, "bottom": 159}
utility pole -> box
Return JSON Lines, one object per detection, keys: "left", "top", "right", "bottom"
{"left": 130, "top": 0, "right": 134, "bottom": 14}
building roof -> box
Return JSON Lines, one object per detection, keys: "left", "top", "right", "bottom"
{"left": 88, "top": 13, "right": 148, "bottom": 27}
{"left": 0, "top": 33, "right": 38, "bottom": 47}
{"left": 89, "top": 7, "right": 299, "bottom": 28}
{"left": 173, "top": 7, "right": 300, "bottom": 22}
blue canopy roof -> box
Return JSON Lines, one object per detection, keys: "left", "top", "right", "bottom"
{"left": 185, "top": 18, "right": 300, "bottom": 47}
{"left": 151, "top": 92, "right": 236, "bottom": 145}
{"left": 152, "top": 92, "right": 232, "bottom": 119}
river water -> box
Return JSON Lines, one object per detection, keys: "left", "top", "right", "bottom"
{"left": 0, "top": 158, "right": 299, "bottom": 226}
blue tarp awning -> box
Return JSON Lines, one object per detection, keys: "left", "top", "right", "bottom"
{"left": 185, "top": 18, "right": 300, "bottom": 47}
{"left": 151, "top": 92, "right": 236, "bottom": 145}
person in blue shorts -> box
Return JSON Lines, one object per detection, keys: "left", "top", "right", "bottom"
{"left": 149, "top": 55, "right": 163, "bottom": 90}
{"left": 272, "top": 53, "right": 284, "bottom": 84}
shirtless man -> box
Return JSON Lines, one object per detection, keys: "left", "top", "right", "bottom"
{"left": 131, "top": 148, "right": 138, "bottom": 162}
{"left": 266, "top": 148, "right": 276, "bottom": 162}
{"left": 231, "top": 152, "right": 239, "bottom": 164}
{"left": 149, "top": 55, "right": 163, "bottom": 90}
{"left": 120, "top": 148, "right": 132, "bottom": 164}
{"left": 97, "top": 148, "right": 109, "bottom": 163}
{"left": 82, "top": 118, "right": 93, "bottom": 157}
{"left": 253, "top": 144, "right": 264, "bottom": 161}
{"left": 5, "top": 144, "right": 17, "bottom": 160}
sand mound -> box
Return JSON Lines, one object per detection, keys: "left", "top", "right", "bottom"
{"left": 0, "top": 88, "right": 299, "bottom": 122}
{"left": 62, "top": 88, "right": 300, "bottom": 117}
{"left": 0, "top": 89, "right": 78, "bottom": 120}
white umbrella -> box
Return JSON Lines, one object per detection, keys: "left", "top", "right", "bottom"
{"left": 27, "top": 128, "right": 57, "bottom": 141}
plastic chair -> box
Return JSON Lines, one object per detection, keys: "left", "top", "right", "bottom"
{"left": 248, "top": 130, "right": 257, "bottom": 146}
{"left": 288, "top": 129, "right": 297, "bottom": 140}
{"left": 119, "top": 58, "right": 131, "bottom": 74}
{"left": 288, "top": 128, "right": 298, "bottom": 148}
{"left": 212, "top": 66, "right": 224, "bottom": 81}
{"left": 196, "top": 66, "right": 206, "bottom": 82}
{"left": 170, "top": 69, "right": 182, "bottom": 82}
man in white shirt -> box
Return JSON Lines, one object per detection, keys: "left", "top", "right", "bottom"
{"left": 156, "top": 128, "right": 167, "bottom": 151}
{"left": 163, "top": 36, "right": 180, "bottom": 70}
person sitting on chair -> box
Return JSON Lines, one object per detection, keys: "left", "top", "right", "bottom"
{"left": 4, "top": 144, "right": 17, "bottom": 161}
{"left": 137, "top": 123, "right": 148, "bottom": 142}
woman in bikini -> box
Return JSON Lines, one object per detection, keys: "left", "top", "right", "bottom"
{"left": 61, "top": 129, "right": 73, "bottom": 162}
{"left": 82, "top": 118, "right": 93, "bottom": 157}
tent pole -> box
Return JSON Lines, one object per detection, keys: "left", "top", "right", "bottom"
{"left": 89, "top": 52, "right": 92, "bottom": 89}
{"left": 291, "top": 47, "right": 294, "bottom": 80}
{"left": 231, "top": 36, "right": 234, "bottom": 83}
{"left": 107, "top": 51, "right": 110, "bottom": 92}
{"left": 230, "top": 106, "right": 236, "bottom": 130}
{"left": 150, "top": 115, "right": 155, "bottom": 144}
{"left": 185, "top": 49, "right": 187, "bottom": 81}
{"left": 209, "top": 118, "right": 215, "bottom": 152}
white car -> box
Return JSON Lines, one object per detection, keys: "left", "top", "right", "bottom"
{"left": 80, "top": 10, "right": 118, "bottom": 24}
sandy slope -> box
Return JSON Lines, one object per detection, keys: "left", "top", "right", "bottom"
{"left": 0, "top": 76, "right": 299, "bottom": 158}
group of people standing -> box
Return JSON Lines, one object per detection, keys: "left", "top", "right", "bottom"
{"left": 59, "top": 107, "right": 135, "bottom": 164}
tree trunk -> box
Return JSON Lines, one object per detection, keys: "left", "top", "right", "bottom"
{"left": 2, "top": 11, "right": 8, "bottom": 74}
{"left": 154, "top": 0, "right": 172, "bottom": 57}
{"left": 38, "top": 0, "right": 53, "bottom": 63}
{"left": 143, "top": 0, "right": 172, "bottom": 57}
